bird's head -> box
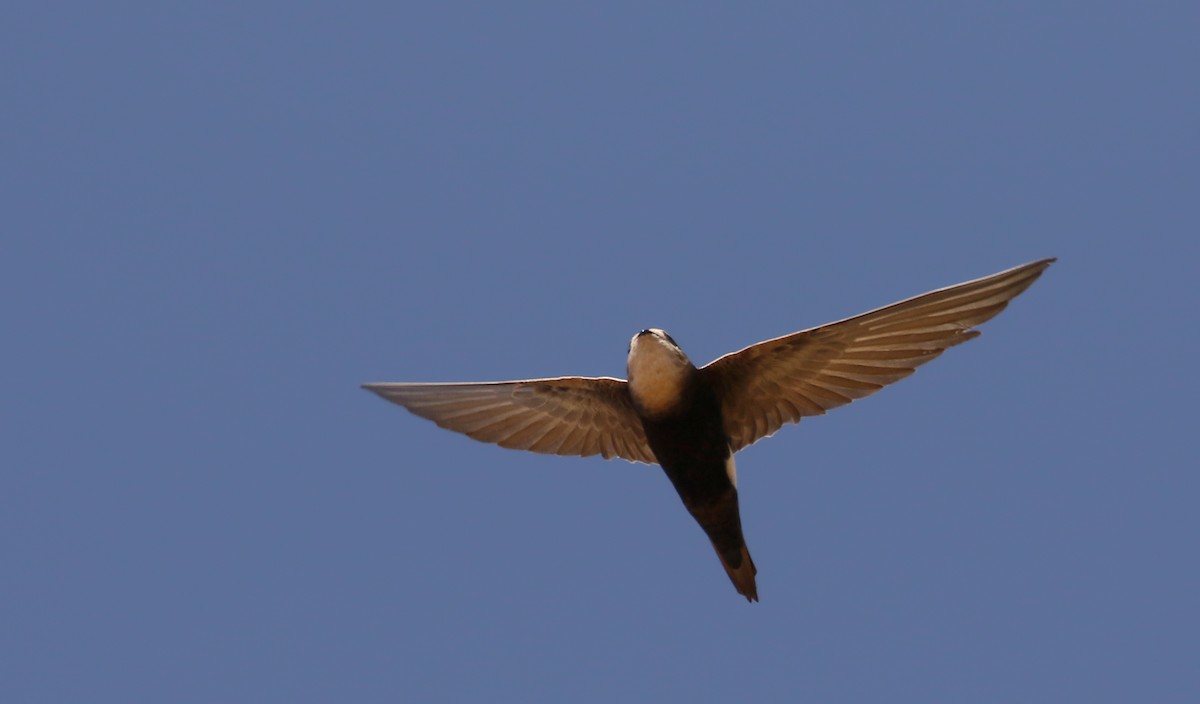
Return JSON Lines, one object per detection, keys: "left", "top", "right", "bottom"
{"left": 627, "top": 329, "right": 694, "bottom": 416}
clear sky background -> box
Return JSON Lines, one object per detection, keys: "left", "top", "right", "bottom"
{"left": 4, "top": 3, "right": 1197, "bottom": 702}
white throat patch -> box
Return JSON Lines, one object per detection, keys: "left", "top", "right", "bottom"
{"left": 627, "top": 331, "right": 691, "bottom": 416}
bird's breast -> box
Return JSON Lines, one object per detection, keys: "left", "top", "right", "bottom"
{"left": 627, "top": 360, "right": 690, "bottom": 417}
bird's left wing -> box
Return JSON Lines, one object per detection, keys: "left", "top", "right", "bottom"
{"left": 362, "top": 376, "right": 657, "bottom": 464}
{"left": 701, "top": 258, "right": 1054, "bottom": 453}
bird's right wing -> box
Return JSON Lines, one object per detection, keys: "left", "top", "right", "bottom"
{"left": 362, "top": 376, "right": 657, "bottom": 464}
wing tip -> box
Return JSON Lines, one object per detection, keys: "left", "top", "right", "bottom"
{"left": 1018, "top": 256, "right": 1056, "bottom": 277}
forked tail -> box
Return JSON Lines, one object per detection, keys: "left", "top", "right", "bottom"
{"left": 715, "top": 542, "right": 758, "bottom": 602}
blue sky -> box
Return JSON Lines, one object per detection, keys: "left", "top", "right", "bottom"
{"left": 4, "top": 3, "right": 1197, "bottom": 702}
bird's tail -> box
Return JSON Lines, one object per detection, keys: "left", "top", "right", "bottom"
{"left": 715, "top": 542, "right": 758, "bottom": 602}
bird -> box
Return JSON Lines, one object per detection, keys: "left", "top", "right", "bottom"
{"left": 363, "top": 258, "right": 1055, "bottom": 601}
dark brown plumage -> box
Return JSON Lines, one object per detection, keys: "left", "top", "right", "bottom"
{"left": 365, "top": 258, "right": 1054, "bottom": 600}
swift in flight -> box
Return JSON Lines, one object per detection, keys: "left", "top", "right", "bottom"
{"left": 364, "top": 259, "right": 1055, "bottom": 601}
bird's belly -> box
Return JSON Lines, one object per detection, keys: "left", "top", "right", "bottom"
{"left": 643, "top": 424, "right": 735, "bottom": 505}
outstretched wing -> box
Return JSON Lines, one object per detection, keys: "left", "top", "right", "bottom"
{"left": 702, "top": 258, "right": 1055, "bottom": 452}
{"left": 363, "top": 376, "right": 657, "bottom": 464}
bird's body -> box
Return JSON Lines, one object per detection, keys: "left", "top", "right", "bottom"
{"left": 365, "top": 259, "right": 1054, "bottom": 601}
{"left": 629, "top": 330, "right": 757, "bottom": 599}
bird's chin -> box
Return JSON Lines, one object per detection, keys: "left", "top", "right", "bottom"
{"left": 628, "top": 347, "right": 690, "bottom": 417}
